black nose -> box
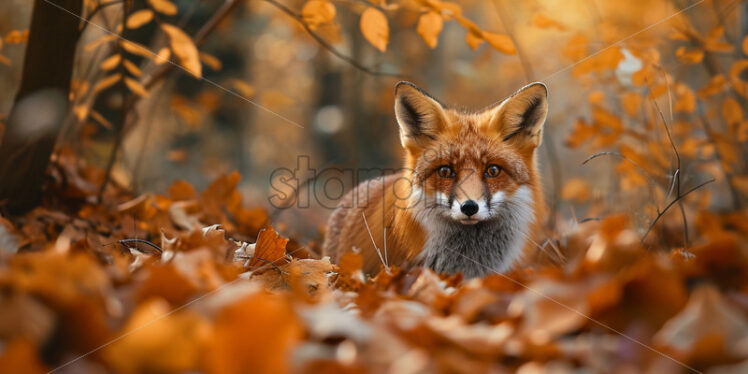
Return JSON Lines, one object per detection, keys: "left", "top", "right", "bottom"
{"left": 460, "top": 200, "right": 479, "bottom": 217}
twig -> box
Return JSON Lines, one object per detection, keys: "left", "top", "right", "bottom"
{"left": 641, "top": 178, "right": 714, "bottom": 243}
{"left": 119, "top": 238, "right": 163, "bottom": 253}
{"left": 362, "top": 212, "right": 389, "bottom": 272}
{"left": 263, "top": 0, "right": 400, "bottom": 78}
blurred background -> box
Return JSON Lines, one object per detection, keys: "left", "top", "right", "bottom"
{"left": 0, "top": 0, "right": 746, "bottom": 243}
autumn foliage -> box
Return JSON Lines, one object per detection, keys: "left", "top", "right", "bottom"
{"left": 0, "top": 0, "right": 748, "bottom": 373}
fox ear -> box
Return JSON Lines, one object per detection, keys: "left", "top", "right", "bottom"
{"left": 394, "top": 81, "right": 447, "bottom": 149}
{"left": 490, "top": 82, "right": 548, "bottom": 148}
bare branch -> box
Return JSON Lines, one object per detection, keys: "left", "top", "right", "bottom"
{"left": 263, "top": 0, "right": 401, "bottom": 78}
{"left": 641, "top": 178, "right": 714, "bottom": 243}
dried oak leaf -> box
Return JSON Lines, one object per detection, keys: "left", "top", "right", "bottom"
{"left": 249, "top": 226, "right": 288, "bottom": 267}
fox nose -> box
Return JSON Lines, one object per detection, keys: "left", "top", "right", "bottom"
{"left": 460, "top": 200, "right": 479, "bottom": 217}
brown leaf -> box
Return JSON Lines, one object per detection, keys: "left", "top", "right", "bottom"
{"left": 161, "top": 24, "right": 202, "bottom": 78}
{"left": 249, "top": 227, "right": 288, "bottom": 267}
{"left": 199, "top": 52, "right": 222, "bottom": 71}
{"left": 360, "top": 7, "right": 389, "bottom": 52}
{"left": 417, "top": 12, "right": 444, "bottom": 49}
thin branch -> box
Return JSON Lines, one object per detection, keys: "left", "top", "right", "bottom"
{"left": 641, "top": 178, "right": 714, "bottom": 243}
{"left": 263, "top": 0, "right": 401, "bottom": 78}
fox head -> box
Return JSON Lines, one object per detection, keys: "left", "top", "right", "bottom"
{"left": 394, "top": 81, "right": 548, "bottom": 226}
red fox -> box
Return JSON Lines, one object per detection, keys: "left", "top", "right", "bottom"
{"left": 323, "top": 81, "right": 548, "bottom": 278}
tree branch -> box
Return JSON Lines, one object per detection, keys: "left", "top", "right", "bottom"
{"left": 263, "top": 0, "right": 401, "bottom": 78}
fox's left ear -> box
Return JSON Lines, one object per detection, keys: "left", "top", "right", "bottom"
{"left": 489, "top": 82, "right": 548, "bottom": 148}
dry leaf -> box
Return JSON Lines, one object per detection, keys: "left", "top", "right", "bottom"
{"left": 120, "top": 40, "right": 154, "bottom": 59}
{"left": 93, "top": 74, "right": 122, "bottom": 93}
{"left": 161, "top": 24, "right": 202, "bottom": 78}
{"left": 249, "top": 227, "right": 288, "bottom": 267}
{"left": 123, "top": 59, "right": 142, "bottom": 76}
{"left": 360, "top": 7, "right": 389, "bottom": 52}
{"left": 729, "top": 59, "right": 748, "bottom": 97}
{"left": 483, "top": 32, "right": 516, "bottom": 55}
{"left": 561, "top": 178, "right": 591, "bottom": 203}
{"left": 126, "top": 9, "right": 154, "bottom": 29}
{"left": 199, "top": 52, "right": 222, "bottom": 71}
{"left": 465, "top": 30, "right": 484, "bottom": 50}
{"left": 148, "top": 0, "right": 178, "bottom": 16}
{"left": 100, "top": 54, "right": 121, "bottom": 71}
{"left": 417, "top": 12, "right": 443, "bottom": 49}
{"left": 675, "top": 46, "right": 704, "bottom": 64}
{"left": 154, "top": 47, "right": 170, "bottom": 65}
{"left": 124, "top": 77, "right": 149, "bottom": 97}
{"left": 302, "top": 0, "right": 336, "bottom": 29}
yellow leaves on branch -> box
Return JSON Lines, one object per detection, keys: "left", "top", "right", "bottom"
{"left": 148, "top": 0, "right": 178, "bottom": 16}
{"left": 301, "top": 0, "right": 336, "bottom": 30}
{"left": 126, "top": 9, "right": 154, "bottom": 29}
{"left": 161, "top": 24, "right": 202, "bottom": 79}
{"left": 360, "top": 7, "right": 389, "bottom": 52}
{"left": 417, "top": 12, "right": 444, "bottom": 49}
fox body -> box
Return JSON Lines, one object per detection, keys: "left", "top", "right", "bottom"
{"left": 323, "top": 82, "right": 548, "bottom": 278}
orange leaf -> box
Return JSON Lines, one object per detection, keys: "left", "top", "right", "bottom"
{"left": 249, "top": 227, "right": 288, "bottom": 267}
{"left": 621, "top": 91, "right": 642, "bottom": 117}
{"left": 572, "top": 45, "right": 623, "bottom": 76}
{"left": 531, "top": 13, "right": 565, "bottom": 30}
{"left": 161, "top": 24, "right": 202, "bottom": 78}
{"left": 561, "top": 178, "right": 591, "bottom": 203}
{"left": 124, "top": 77, "right": 149, "bottom": 97}
{"left": 302, "top": 0, "right": 336, "bottom": 29}
{"left": 743, "top": 35, "right": 748, "bottom": 55}
{"left": 120, "top": 40, "right": 154, "bottom": 59}
{"left": 154, "top": 47, "right": 170, "bottom": 65}
{"left": 123, "top": 59, "right": 142, "bottom": 76}
{"left": 100, "top": 54, "right": 121, "bottom": 71}
{"left": 199, "top": 52, "right": 222, "bottom": 71}
{"left": 675, "top": 46, "right": 704, "bottom": 64}
{"left": 126, "top": 9, "right": 154, "bottom": 29}
{"left": 704, "top": 26, "right": 735, "bottom": 53}
{"left": 148, "top": 0, "right": 178, "bottom": 16}
{"left": 465, "top": 30, "right": 483, "bottom": 50}
{"left": 228, "top": 79, "right": 255, "bottom": 98}
{"left": 674, "top": 83, "right": 695, "bottom": 113}
{"left": 698, "top": 74, "right": 728, "bottom": 98}
{"left": 417, "top": 12, "right": 443, "bottom": 49}
{"left": 729, "top": 59, "right": 748, "bottom": 98}
{"left": 360, "top": 7, "right": 389, "bottom": 52}
{"left": 94, "top": 74, "right": 122, "bottom": 93}
{"left": 483, "top": 32, "right": 516, "bottom": 55}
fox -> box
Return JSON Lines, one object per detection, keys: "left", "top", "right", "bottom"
{"left": 322, "top": 81, "right": 548, "bottom": 278}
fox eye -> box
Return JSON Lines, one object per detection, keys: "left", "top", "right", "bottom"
{"left": 437, "top": 165, "right": 455, "bottom": 178}
{"left": 485, "top": 164, "right": 501, "bottom": 178}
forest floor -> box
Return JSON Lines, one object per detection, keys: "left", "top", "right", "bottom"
{"left": 0, "top": 156, "right": 747, "bottom": 374}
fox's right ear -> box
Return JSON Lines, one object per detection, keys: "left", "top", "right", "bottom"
{"left": 394, "top": 81, "right": 447, "bottom": 149}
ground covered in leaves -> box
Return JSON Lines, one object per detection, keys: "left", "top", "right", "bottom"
{"left": 0, "top": 161, "right": 747, "bottom": 374}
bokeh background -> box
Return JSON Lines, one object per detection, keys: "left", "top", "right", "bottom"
{"left": 1, "top": 0, "right": 746, "bottom": 243}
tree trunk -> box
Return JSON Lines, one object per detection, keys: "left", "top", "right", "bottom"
{"left": 0, "top": 0, "right": 82, "bottom": 215}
